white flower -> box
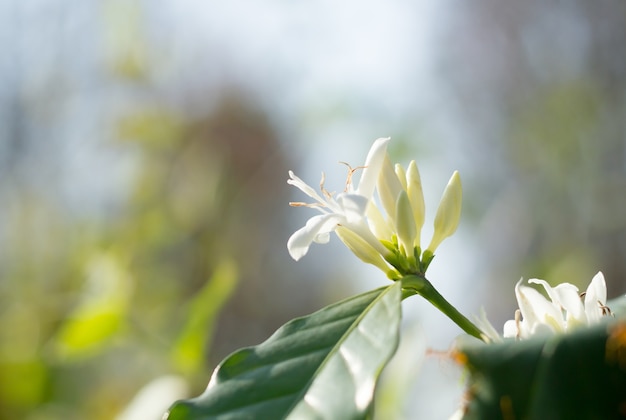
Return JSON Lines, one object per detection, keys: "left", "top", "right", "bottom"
{"left": 287, "top": 138, "right": 390, "bottom": 262}
{"left": 503, "top": 271, "right": 610, "bottom": 339}
{"left": 288, "top": 137, "right": 464, "bottom": 277}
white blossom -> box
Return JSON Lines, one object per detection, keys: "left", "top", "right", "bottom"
{"left": 287, "top": 138, "right": 390, "bottom": 262}
{"left": 503, "top": 271, "right": 611, "bottom": 339}
{"left": 287, "top": 137, "right": 463, "bottom": 277}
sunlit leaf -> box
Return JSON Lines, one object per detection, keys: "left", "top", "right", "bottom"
{"left": 165, "top": 281, "right": 402, "bottom": 419}
{"left": 54, "top": 253, "right": 131, "bottom": 359}
{"left": 172, "top": 259, "right": 238, "bottom": 373}
{"left": 56, "top": 306, "right": 125, "bottom": 358}
{"left": 0, "top": 360, "right": 47, "bottom": 406}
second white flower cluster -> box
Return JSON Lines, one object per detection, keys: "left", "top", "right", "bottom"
{"left": 477, "top": 272, "right": 612, "bottom": 342}
{"left": 287, "top": 137, "right": 462, "bottom": 278}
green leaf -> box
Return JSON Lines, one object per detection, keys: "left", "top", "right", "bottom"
{"left": 165, "top": 281, "right": 403, "bottom": 420}
{"left": 458, "top": 319, "right": 626, "bottom": 419}
{"left": 54, "top": 253, "right": 131, "bottom": 359}
{"left": 172, "top": 259, "right": 239, "bottom": 373}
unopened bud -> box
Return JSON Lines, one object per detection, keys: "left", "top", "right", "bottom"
{"left": 395, "top": 190, "right": 416, "bottom": 255}
{"left": 426, "top": 171, "right": 462, "bottom": 253}
{"left": 406, "top": 161, "right": 425, "bottom": 247}
{"left": 336, "top": 226, "right": 391, "bottom": 274}
{"left": 377, "top": 155, "right": 403, "bottom": 220}
{"left": 395, "top": 163, "right": 408, "bottom": 191}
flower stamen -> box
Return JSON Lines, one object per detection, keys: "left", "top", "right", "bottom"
{"left": 600, "top": 302, "right": 613, "bottom": 317}
{"left": 339, "top": 162, "right": 367, "bottom": 192}
{"left": 318, "top": 172, "right": 335, "bottom": 201}
{"left": 289, "top": 202, "right": 324, "bottom": 208}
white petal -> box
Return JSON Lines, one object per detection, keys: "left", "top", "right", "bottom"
{"left": 313, "top": 232, "right": 330, "bottom": 244}
{"left": 503, "top": 319, "right": 518, "bottom": 338}
{"left": 335, "top": 193, "right": 369, "bottom": 223}
{"left": 366, "top": 201, "right": 393, "bottom": 241}
{"left": 553, "top": 283, "right": 585, "bottom": 325}
{"left": 529, "top": 279, "right": 580, "bottom": 330}
{"left": 529, "top": 279, "right": 560, "bottom": 305}
{"left": 514, "top": 280, "right": 539, "bottom": 326}
{"left": 584, "top": 271, "right": 607, "bottom": 323}
{"left": 287, "top": 171, "right": 327, "bottom": 205}
{"left": 287, "top": 214, "right": 344, "bottom": 261}
{"left": 356, "top": 137, "right": 390, "bottom": 199}
{"left": 516, "top": 281, "right": 563, "bottom": 332}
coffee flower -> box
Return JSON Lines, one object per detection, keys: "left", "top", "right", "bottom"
{"left": 287, "top": 138, "right": 391, "bottom": 265}
{"left": 503, "top": 271, "right": 611, "bottom": 340}
{"left": 287, "top": 137, "right": 463, "bottom": 277}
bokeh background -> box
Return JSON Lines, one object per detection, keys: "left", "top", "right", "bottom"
{"left": 1, "top": 1, "right": 625, "bottom": 419}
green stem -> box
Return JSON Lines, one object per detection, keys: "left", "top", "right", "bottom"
{"left": 401, "top": 275, "right": 484, "bottom": 341}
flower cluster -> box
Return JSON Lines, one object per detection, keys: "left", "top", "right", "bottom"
{"left": 287, "top": 137, "right": 462, "bottom": 278}
{"left": 503, "top": 271, "right": 611, "bottom": 340}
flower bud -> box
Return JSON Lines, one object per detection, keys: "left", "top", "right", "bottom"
{"left": 406, "top": 161, "right": 425, "bottom": 247}
{"left": 377, "top": 155, "right": 403, "bottom": 220}
{"left": 395, "top": 190, "right": 416, "bottom": 255}
{"left": 335, "top": 226, "right": 391, "bottom": 274}
{"left": 426, "top": 170, "right": 462, "bottom": 253}
{"left": 394, "top": 163, "right": 407, "bottom": 191}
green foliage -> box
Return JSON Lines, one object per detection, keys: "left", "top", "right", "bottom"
{"left": 0, "top": 93, "right": 284, "bottom": 417}
{"left": 166, "top": 281, "right": 402, "bottom": 420}
{"left": 458, "top": 295, "right": 626, "bottom": 419}
{"left": 54, "top": 252, "right": 132, "bottom": 359}
{"left": 172, "top": 260, "right": 239, "bottom": 373}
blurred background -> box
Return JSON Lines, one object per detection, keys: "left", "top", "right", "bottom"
{"left": 1, "top": 1, "right": 625, "bottom": 419}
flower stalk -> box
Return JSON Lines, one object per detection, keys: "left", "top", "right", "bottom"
{"left": 401, "top": 275, "right": 484, "bottom": 340}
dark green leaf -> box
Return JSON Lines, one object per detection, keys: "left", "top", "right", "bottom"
{"left": 459, "top": 319, "right": 626, "bottom": 419}
{"left": 165, "top": 281, "right": 403, "bottom": 420}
